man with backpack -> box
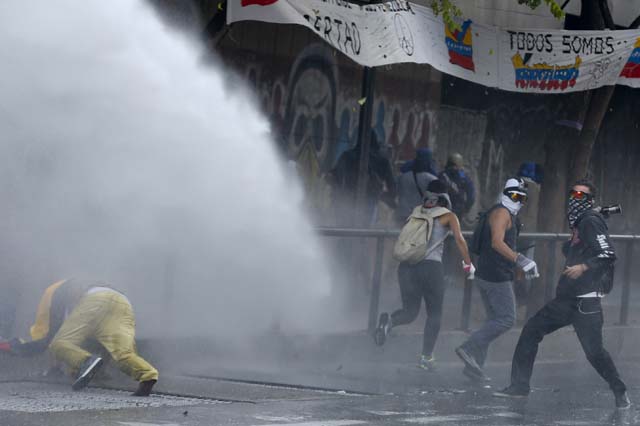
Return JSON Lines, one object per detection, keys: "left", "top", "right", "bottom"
{"left": 375, "top": 180, "right": 475, "bottom": 371}
{"left": 494, "top": 180, "right": 630, "bottom": 409}
{"left": 455, "top": 177, "right": 538, "bottom": 382}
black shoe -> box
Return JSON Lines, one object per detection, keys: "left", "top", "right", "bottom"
{"left": 374, "top": 313, "right": 391, "bottom": 346}
{"left": 455, "top": 346, "right": 482, "bottom": 376}
{"left": 463, "top": 365, "right": 491, "bottom": 383}
{"left": 72, "top": 355, "right": 103, "bottom": 391}
{"left": 615, "top": 391, "right": 631, "bottom": 409}
{"left": 493, "top": 385, "right": 528, "bottom": 399}
{"left": 132, "top": 379, "right": 157, "bottom": 397}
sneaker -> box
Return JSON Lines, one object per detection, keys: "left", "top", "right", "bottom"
{"left": 463, "top": 365, "right": 491, "bottom": 383}
{"left": 493, "top": 385, "right": 528, "bottom": 399}
{"left": 615, "top": 391, "right": 631, "bottom": 409}
{"left": 374, "top": 313, "right": 391, "bottom": 346}
{"left": 455, "top": 346, "right": 482, "bottom": 376}
{"left": 132, "top": 379, "right": 157, "bottom": 397}
{"left": 418, "top": 355, "right": 436, "bottom": 372}
{"left": 72, "top": 355, "right": 103, "bottom": 391}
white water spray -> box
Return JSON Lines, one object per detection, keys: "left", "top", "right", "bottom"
{"left": 0, "top": 0, "right": 335, "bottom": 337}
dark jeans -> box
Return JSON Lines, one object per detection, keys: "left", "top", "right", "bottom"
{"left": 461, "top": 278, "right": 516, "bottom": 367}
{"left": 511, "top": 297, "right": 626, "bottom": 394}
{"left": 391, "top": 260, "right": 445, "bottom": 357}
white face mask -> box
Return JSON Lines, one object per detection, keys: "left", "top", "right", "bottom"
{"left": 501, "top": 194, "right": 522, "bottom": 215}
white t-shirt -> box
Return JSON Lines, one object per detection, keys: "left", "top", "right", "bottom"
{"left": 86, "top": 286, "right": 131, "bottom": 304}
{"left": 577, "top": 291, "right": 604, "bottom": 298}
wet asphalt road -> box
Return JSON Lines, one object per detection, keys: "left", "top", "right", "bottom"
{"left": 1, "top": 359, "right": 639, "bottom": 426}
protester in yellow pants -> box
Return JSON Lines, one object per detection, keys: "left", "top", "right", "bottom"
{"left": 9, "top": 279, "right": 158, "bottom": 396}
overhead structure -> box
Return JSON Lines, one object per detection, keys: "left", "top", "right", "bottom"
{"left": 229, "top": 0, "right": 640, "bottom": 93}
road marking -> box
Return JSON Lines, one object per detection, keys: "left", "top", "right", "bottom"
{"left": 250, "top": 421, "right": 366, "bottom": 426}
{"left": 253, "top": 416, "right": 307, "bottom": 422}
{"left": 403, "top": 415, "right": 482, "bottom": 423}
{"left": 119, "top": 423, "right": 181, "bottom": 426}
{"left": 493, "top": 411, "right": 524, "bottom": 419}
{"left": 366, "top": 410, "right": 431, "bottom": 416}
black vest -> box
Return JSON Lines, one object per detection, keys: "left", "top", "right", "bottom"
{"left": 476, "top": 204, "right": 518, "bottom": 283}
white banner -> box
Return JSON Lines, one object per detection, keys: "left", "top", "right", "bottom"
{"left": 228, "top": 0, "right": 640, "bottom": 93}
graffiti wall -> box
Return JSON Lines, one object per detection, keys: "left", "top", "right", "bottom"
{"left": 214, "top": 22, "right": 442, "bottom": 227}
{"left": 211, "top": 19, "right": 640, "bottom": 235}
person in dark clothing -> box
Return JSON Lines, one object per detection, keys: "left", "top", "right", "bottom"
{"left": 494, "top": 180, "right": 630, "bottom": 409}
{"left": 376, "top": 180, "right": 475, "bottom": 371}
{"left": 330, "top": 130, "right": 396, "bottom": 226}
{"left": 438, "top": 153, "right": 475, "bottom": 219}
{"left": 455, "top": 178, "right": 538, "bottom": 382}
{"left": 395, "top": 148, "right": 438, "bottom": 225}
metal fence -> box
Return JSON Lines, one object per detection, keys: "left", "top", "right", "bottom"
{"left": 316, "top": 227, "right": 638, "bottom": 332}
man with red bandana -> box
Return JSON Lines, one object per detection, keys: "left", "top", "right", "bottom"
{"left": 494, "top": 179, "right": 629, "bottom": 410}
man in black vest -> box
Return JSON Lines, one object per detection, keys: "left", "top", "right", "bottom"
{"left": 494, "top": 179, "right": 629, "bottom": 409}
{"left": 455, "top": 178, "right": 538, "bottom": 382}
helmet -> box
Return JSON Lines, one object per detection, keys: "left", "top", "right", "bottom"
{"left": 447, "top": 153, "right": 464, "bottom": 168}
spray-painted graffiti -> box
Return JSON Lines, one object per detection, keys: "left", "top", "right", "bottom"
{"left": 232, "top": 35, "right": 564, "bottom": 231}
{"left": 220, "top": 22, "right": 565, "bottom": 230}
{"left": 223, "top": 38, "right": 439, "bottom": 227}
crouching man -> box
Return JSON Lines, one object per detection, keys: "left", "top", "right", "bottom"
{"left": 494, "top": 180, "right": 629, "bottom": 409}
{"left": 7, "top": 278, "right": 158, "bottom": 396}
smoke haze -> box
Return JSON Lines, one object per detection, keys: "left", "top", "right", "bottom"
{"left": 0, "top": 0, "right": 337, "bottom": 338}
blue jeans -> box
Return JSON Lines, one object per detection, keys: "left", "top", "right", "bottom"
{"left": 461, "top": 278, "right": 516, "bottom": 367}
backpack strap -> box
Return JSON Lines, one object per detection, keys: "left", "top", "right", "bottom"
{"left": 424, "top": 206, "right": 450, "bottom": 218}
{"left": 424, "top": 230, "right": 450, "bottom": 258}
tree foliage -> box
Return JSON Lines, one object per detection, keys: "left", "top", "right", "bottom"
{"left": 431, "top": 0, "right": 564, "bottom": 30}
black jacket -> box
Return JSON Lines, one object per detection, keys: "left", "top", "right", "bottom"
{"left": 556, "top": 210, "right": 616, "bottom": 299}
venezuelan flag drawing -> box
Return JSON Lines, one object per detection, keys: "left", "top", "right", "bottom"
{"left": 620, "top": 38, "right": 640, "bottom": 79}
{"left": 445, "top": 20, "right": 475, "bottom": 72}
{"left": 512, "top": 53, "right": 581, "bottom": 91}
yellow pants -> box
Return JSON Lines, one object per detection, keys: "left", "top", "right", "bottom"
{"left": 49, "top": 291, "right": 158, "bottom": 382}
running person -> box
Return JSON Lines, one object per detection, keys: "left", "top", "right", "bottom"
{"left": 455, "top": 177, "right": 538, "bottom": 382}
{"left": 375, "top": 180, "right": 475, "bottom": 371}
{"left": 494, "top": 180, "right": 629, "bottom": 409}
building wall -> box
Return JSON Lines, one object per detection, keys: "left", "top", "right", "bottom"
{"left": 213, "top": 22, "right": 442, "bottom": 227}
{"left": 152, "top": 0, "right": 640, "bottom": 235}
{"left": 147, "top": 1, "right": 636, "bottom": 231}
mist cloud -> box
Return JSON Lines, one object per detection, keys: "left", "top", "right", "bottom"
{"left": 0, "top": 0, "right": 335, "bottom": 338}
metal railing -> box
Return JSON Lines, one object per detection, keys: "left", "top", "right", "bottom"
{"left": 316, "top": 227, "right": 639, "bottom": 332}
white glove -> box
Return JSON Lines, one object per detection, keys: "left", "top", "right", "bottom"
{"left": 516, "top": 253, "right": 539, "bottom": 279}
{"left": 462, "top": 261, "right": 476, "bottom": 280}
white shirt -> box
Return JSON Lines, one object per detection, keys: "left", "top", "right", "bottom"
{"left": 577, "top": 291, "right": 605, "bottom": 298}
{"left": 86, "top": 286, "right": 131, "bottom": 304}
